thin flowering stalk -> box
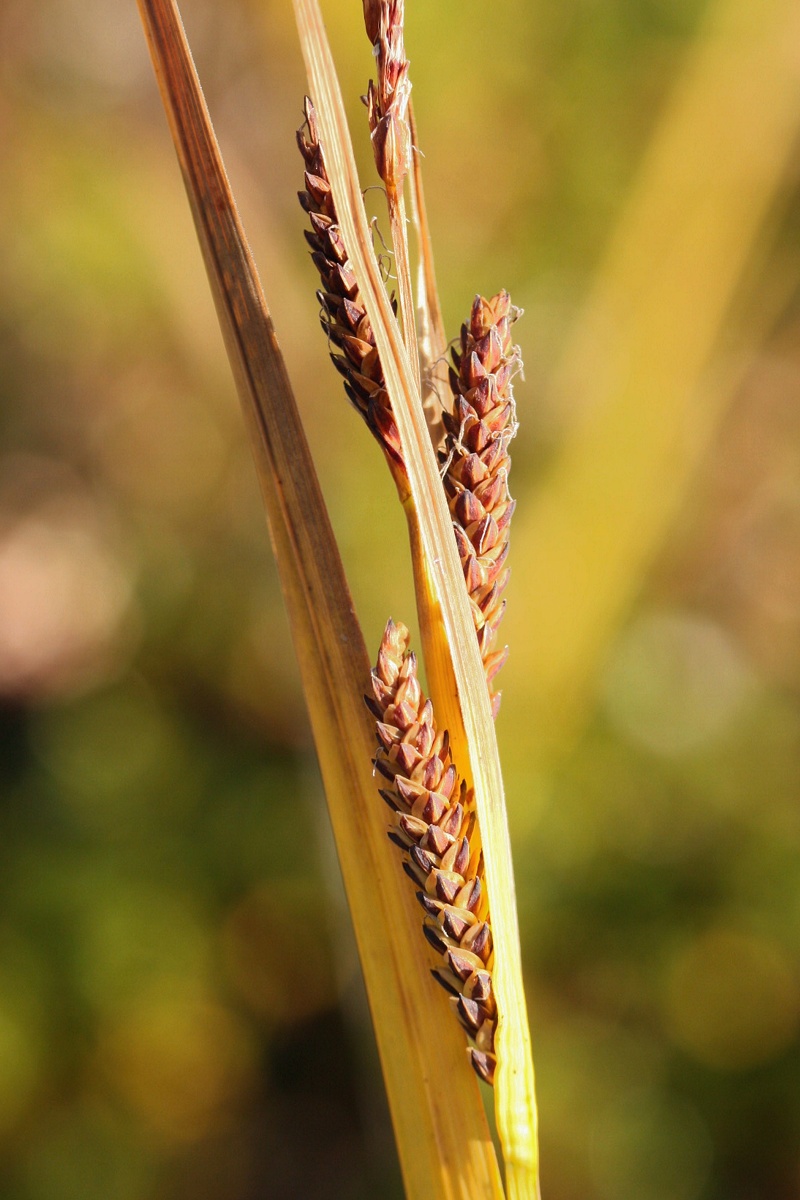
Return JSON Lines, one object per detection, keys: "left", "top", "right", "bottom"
{"left": 408, "top": 100, "right": 448, "bottom": 451}
{"left": 361, "top": 0, "right": 420, "bottom": 397}
{"left": 368, "top": 619, "right": 498, "bottom": 1086}
{"left": 442, "top": 292, "right": 520, "bottom": 716}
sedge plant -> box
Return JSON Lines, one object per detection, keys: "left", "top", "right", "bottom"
{"left": 137, "top": 1, "right": 539, "bottom": 1196}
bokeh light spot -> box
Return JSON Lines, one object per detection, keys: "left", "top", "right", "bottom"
{"left": 0, "top": 1002, "right": 42, "bottom": 1136}
{"left": 98, "top": 985, "right": 255, "bottom": 1143}
{"left": 31, "top": 683, "right": 201, "bottom": 831}
{"left": 602, "top": 610, "right": 754, "bottom": 754}
{"left": 221, "top": 881, "right": 337, "bottom": 1025}
{"left": 589, "top": 1087, "right": 713, "bottom": 1200}
{"left": 19, "top": 1103, "right": 154, "bottom": 1200}
{"left": 665, "top": 928, "right": 799, "bottom": 1070}
{"left": 0, "top": 482, "right": 136, "bottom": 700}
{"left": 74, "top": 883, "right": 212, "bottom": 1015}
{"left": 94, "top": 368, "right": 230, "bottom": 517}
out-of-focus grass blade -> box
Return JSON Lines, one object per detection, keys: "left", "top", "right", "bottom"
{"left": 408, "top": 101, "right": 447, "bottom": 449}
{"left": 292, "top": 2, "right": 540, "bottom": 1195}
{"left": 135, "top": 2, "right": 502, "bottom": 1197}
{"left": 506, "top": 0, "right": 800, "bottom": 769}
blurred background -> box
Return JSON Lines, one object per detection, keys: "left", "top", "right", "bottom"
{"left": 1, "top": 0, "right": 799, "bottom": 1196}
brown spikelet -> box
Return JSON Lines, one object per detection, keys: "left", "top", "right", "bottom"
{"left": 297, "top": 97, "right": 406, "bottom": 482}
{"left": 368, "top": 618, "right": 497, "bottom": 1086}
{"left": 442, "top": 291, "right": 521, "bottom": 717}
{"left": 362, "top": 1, "right": 411, "bottom": 194}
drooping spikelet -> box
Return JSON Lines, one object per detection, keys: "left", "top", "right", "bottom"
{"left": 297, "top": 97, "right": 404, "bottom": 477}
{"left": 367, "top": 619, "right": 497, "bottom": 1085}
{"left": 442, "top": 292, "right": 520, "bottom": 717}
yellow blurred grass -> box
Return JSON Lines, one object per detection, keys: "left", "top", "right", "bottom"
{"left": 505, "top": 0, "right": 800, "bottom": 774}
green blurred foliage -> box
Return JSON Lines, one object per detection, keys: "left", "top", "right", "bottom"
{"left": 1, "top": 0, "right": 799, "bottom": 1197}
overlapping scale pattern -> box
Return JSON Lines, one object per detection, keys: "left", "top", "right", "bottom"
{"left": 367, "top": 618, "right": 497, "bottom": 1085}
{"left": 442, "top": 291, "right": 520, "bottom": 716}
{"left": 297, "top": 97, "right": 403, "bottom": 472}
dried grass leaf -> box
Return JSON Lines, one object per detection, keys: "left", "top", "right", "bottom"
{"left": 292, "top": 2, "right": 539, "bottom": 1194}
{"left": 136, "top": 1, "right": 502, "bottom": 1196}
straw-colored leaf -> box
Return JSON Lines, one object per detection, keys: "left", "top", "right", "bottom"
{"left": 292, "top": 2, "right": 539, "bottom": 1195}
{"left": 135, "top": 2, "right": 502, "bottom": 1197}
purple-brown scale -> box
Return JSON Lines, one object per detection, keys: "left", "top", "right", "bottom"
{"left": 367, "top": 617, "right": 497, "bottom": 1085}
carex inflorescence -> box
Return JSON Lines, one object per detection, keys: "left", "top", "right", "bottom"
{"left": 297, "top": 96, "right": 404, "bottom": 479}
{"left": 442, "top": 291, "right": 520, "bottom": 717}
{"left": 367, "top": 618, "right": 497, "bottom": 1085}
